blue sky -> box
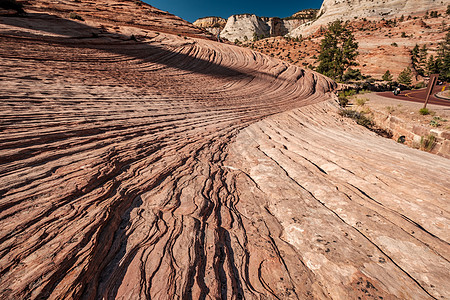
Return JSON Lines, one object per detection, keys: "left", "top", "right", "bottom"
{"left": 143, "top": 0, "right": 323, "bottom": 23}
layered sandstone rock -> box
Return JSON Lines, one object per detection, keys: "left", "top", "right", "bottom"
{"left": 0, "top": 0, "right": 449, "bottom": 299}
{"left": 318, "top": 0, "right": 444, "bottom": 22}
{"left": 193, "top": 16, "right": 227, "bottom": 28}
{"left": 291, "top": 9, "right": 318, "bottom": 20}
{"left": 0, "top": 2, "right": 334, "bottom": 298}
{"left": 226, "top": 100, "right": 450, "bottom": 299}
{"left": 220, "top": 14, "right": 311, "bottom": 42}
{"left": 196, "top": 10, "right": 316, "bottom": 42}
{"left": 291, "top": 0, "right": 446, "bottom": 37}
{"left": 265, "top": 17, "right": 305, "bottom": 36}
{"left": 24, "top": 0, "right": 213, "bottom": 39}
{"left": 220, "top": 14, "right": 270, "bottom": 42}
{"left": 193, "top": 16, "right": 226, "bottom": 35}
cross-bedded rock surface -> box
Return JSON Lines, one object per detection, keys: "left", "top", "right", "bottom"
{"left": 0, "top": 1, "right": 449, "bottom": 299}
{"left": 23, "top": 0, "right": 212, "bottom": 39}
{"left": 227, "top": 101, "right": 449, "bottom": 299}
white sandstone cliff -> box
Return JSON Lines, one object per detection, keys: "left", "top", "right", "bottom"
{"left": 219, "top": 14, "right": 313, "bottom": 42}
{"left": 193, "top": 16, "right": 226, "bottom": 36}
{"left": 220, "top": 14, "right": 270, "bottom": 42}
{"left": 290, "top": 0, "right": 445, "bottom": 37}
{"left": 194, "top": 10, "right": 316, "bottom": 42}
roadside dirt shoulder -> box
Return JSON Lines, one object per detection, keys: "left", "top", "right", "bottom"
{"left": 350, "top": 93, "right": 450, "bottom": 158}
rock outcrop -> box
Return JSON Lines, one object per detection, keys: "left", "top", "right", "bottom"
{"left": 227, "top": 99, "right": 450, "bottom": 300}
{"left": 23, "top": 0, "right": 213, "bottom": 39}
{"left": 290, "top": 9, "right": 318, "bottom": 20}
{"left": 266, "top": 17, "right": 305, "bottom": 37}
{"left": 192, "top": 16, "right": 226, "bottom": 35}
{"left": 195, "top": 10, "right": 316, "bottom": 42}
{"left": 318, "top": 0, "right": 444, "bottom": 22}
{"left": 291, "top": 0, "right": 445, "bottom": 37}
{"left": 220, "top": 14, "right": 270, "bottom": 42}
{"left": 0, "top": 0, "right": 449, "bottom": 299}
{"left": 193, "top": 16, "right": 227, "bottom": 28}
{"left": 220, "top": 14, "right": 310, "bottom": 42}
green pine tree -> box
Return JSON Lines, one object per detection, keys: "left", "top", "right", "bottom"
{"left": 398, "top": 67, "right": 412, "bottom": 86}
{"left": 411, "top": 44, "right": 420, "bottom": 71}
{"left": 316, "top": 20, "right": 359, "bottom": 82}
{"left": 417, "top": 45, "right": 428, "bottom": 76}
{"left": 436, "top": 31, "right": 450, "bottom": 81}
{"left": 382, "top": 70, "right": 393, "bottom": 81}
{"left": 434, "top": 57, "right": 443, "bottom": 77}
{"left": 426, "top": 55, "right": 437, "bottom": 76}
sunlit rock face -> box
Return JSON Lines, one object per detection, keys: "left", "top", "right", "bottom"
{"left": 291, "top": 0, "right": 445, "bottom": 37}
{"left": 0, "top": 0, "right": 448, "bottom": 299}
{"left": 193, "top": 16, "right": 226, "bottom": 35}
{"left": 318, "top": 0, "right": 444, "bottom": 21}
{"left": 220, "top": 14, "right": 271, "bottom": 42}
{"left": 193, "top": 16, "right": 227, "bottom": 28}
{"left": 219, "top": 13, "right": 312, "bottom": 42}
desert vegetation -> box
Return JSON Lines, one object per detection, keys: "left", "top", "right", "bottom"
{"left": 244, "top": 8, "right": 448, "bottom": 85}
{"left": 316, "top": 21, "right": 359, "bottom": 82}
{"left": 410, "top": 31, "right": 450, "bottom": 81}
{"left": 397, "top": 67, "right": 413, "bottom": 86}
{"left": 382, "top": 70, "right": 393, "bottom": 81}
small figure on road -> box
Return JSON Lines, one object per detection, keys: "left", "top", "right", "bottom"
{"left": 393, "top": 87, "right": 401, "bottom": 95}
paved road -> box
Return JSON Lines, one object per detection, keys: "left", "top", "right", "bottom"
{"left": 377, "top": 84, "right": 450, "bottom": 107}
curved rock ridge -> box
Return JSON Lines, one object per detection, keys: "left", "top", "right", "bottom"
{"left": 24, "top": 0, "right": 213, "bottom": 39}
{"left": 1, "top": 2, "right": 449, "bottom": 299}
{"left": 0, "top": 8, "right": 335, "bottom": 300}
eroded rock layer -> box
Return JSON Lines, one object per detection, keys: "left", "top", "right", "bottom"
{"left": 220, "top": 14, "right": 309, "bottom": 42}
{"left": 1, "top": 2, "right": 449, "bottom": 300}
{"left": 291, "top": 0, "right": 446, "bottom": 37}
{"left": 226, "top": 101, "right": 450, "bottom": 299}
{"left": 318, "top": 0, "right": 444, "bottom": 23}
{"left": 25, "top": 0, "right": 213, "bottom": 39}
{"left": 193, "top": 17, "right": 226, "bottom": 36}
{"left": 0, "top": 9, "right": 334, "bottom": 300}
